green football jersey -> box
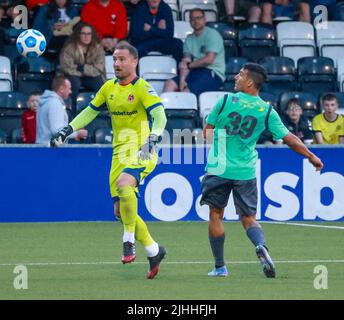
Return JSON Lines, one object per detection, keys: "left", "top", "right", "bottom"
{"left": 206, "top": 92, "right": 289, "bottom": 180}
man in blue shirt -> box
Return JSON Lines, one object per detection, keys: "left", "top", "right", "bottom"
{"left": 129, "top": 0, "right": 183, "bottom": 63}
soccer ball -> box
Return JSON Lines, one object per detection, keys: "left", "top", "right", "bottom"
{"left": 16, "top": 29, "right": 47, "bottom": 58}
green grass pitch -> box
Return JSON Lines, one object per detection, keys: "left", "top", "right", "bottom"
{"left": 0, "top": 221, "right": 343, "bottom": 300}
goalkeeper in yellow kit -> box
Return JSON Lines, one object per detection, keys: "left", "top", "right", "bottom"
{"left": 51, "top": 41, "right": 167, "bottom": 279}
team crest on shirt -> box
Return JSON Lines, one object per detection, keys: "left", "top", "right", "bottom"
{"left": 128, "top": 94, "right": 135, "bottom": 102}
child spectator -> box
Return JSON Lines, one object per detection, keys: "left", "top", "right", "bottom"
{"left": 283, "top": 98, "right": 313, "bottom": 144}
{"left": 21, "top": 91, "right": 42, "bottom": 143}
{"left": 312, "top": 94, "right": 344, "bottom": 144}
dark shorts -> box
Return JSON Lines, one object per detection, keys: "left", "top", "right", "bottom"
{"left": 172, "top": 68, "right": 223, "bottom": 96}
{"left": 235, "top": 0, "right": 262, "bottom": 16}
{"left": 200, "top": 174, "right": 257, "bottom": 216}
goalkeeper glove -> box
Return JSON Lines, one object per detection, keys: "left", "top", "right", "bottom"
{"left": 50, "top": 125, "right": 73, "bottom": 147}
{"left": 137, "top": 133, "right": 161, "bottom": 161}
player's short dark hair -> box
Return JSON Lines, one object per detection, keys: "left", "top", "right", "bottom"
{"left": 243, "top": 63, "right": 267, "bottom": 90}
{"left": 52, "top": 75, "right": 69, "bottom": 92}
{"left": 321, "top": 93, "right": 338, "bottom": 105}
{"left": 115, "top": 41, "right": 138, "bottom": 59}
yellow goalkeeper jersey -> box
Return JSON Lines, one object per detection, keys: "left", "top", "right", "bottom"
{"left": 89, "top": 77, "right": 163, "bottom": 155}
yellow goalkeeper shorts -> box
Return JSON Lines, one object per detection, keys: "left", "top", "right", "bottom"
{"left": 109, "top": 153, "right": 158, "bottom": 201}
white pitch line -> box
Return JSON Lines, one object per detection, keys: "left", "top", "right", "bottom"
{"left": 261, "top": 221, "right": 344, "bottom": 230}
{"left": 0, "top": 260, "right": 344, "bottom": 267}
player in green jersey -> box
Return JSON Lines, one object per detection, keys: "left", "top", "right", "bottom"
{"left": 51, "top": 41, "right": 167, "bottom": 279}
{"left": 201, "top": 63, "right": 323, "bottom": 278}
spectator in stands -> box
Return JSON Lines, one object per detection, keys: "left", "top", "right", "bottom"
{"left": 60, "top": 22, "right": 105, "bottom": 108}
{"left": 121, "top": 0, "right": 141, "bottom": 19}
{"left": 81, "top": 0, "right": 128, "bottom": 54}
{"left": 222, "top": 0, "right": 262, "bottom": 23}
{"left": 129, "top": 0, "right": 183, "bottom": 63}
{"left": 163, "top": 8, "right": 225, "bottom": 97}
{"left": 0, "top": 1, "right": 25, "bottom": 28}
{"left": 33, "top": 0, "right": 79, "bottom": 56}
{"left": 26, "top": 0, "right": 49, "bottom": 12}
{"left": 261, "top": 0, "right": 311, "bottom": 24}
{"left": 283, "top": 98, "right": 313, "bottom": 144}
{"left": 36, "top": 74, "right": 88, "bottom": 144}
{"left": 21, "top": 91, "right": 42, "bottom": 144}
{"left": 312, "top": 94, "right": 344, "bottom": 144}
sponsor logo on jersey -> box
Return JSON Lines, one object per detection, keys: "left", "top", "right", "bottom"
{"left": 111, "top": 110, "right": 138, "bottom": 116}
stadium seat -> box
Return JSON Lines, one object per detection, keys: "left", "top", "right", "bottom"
{"left": 206, "top": 22, "right": 238, "bottom": 58}
{"left": 166, "top": 2, "right": 179, "bottom": 20}
{"left": 276, "top": 22, "right": 316, "bottom": 65}
{"left": 0, "top": 109, "right": 22, "bottom": 142}
{"left": 105, "top": 55, "right": 115, "bottom": 80}
{"left": 260, "top": 56, "right": 297, "bottom": 96}
{"left": 0, "top": 128, "right": 7, "bottom": 143}
{"left": 318, "top": 92, "right": 344, "bottom": 115}
{"left": 15, "top": 57, "right": 55, "bottom": 94}
{"left": 279, "top": 91, "right": 319, "bottom": 120}
{"left": 95, "top": 128, "right": 113, "bottom": 144}
{"left": 316, "top": 22, "right": 344, "bottom": 63}
{"left": 11, "top": 128, "right": 23, "bottom": 143}
{"left": 297, "top": 57, "right": 337, "bottom": 94}
{"left": 199, "top": 91, "right": 229, "bottom": 125}
{"left": 337, "top": 58, "right": 344, "bottom": 92}
{"left": 259, "top": 92, "right": 279, "bottom": 113}
{"left": 174, "top": 21, "right": 193, "bottom": 42}
{"left": 332, "top": 1, "right": 344, "bottom": 21}
{"left": 0, "top": 56, "right": 13, "bottom": 91}
{"left": 160, "top": 92, "right": 200, "bottom": 143}
{"left": 139, "top": 56, "right": 177, "bottom": 95}
{"left": 3, "top": 27, "right": 22, "bottom": 62}
{"left": 224, "top": 57, "right": 249, "bottom": 92}
{"left": 0, "top": 91, "right": 28, "bottom": 109}
{"left": 238, "top": 23, "right": 277, "bottom": 62}
{"left": 76, "top": 92, "right": 97, "bottom": 114}
{"left": 181, "top": 3, "right": 218, "bottom": 22}
{"left": 85, "top": 112, "right": 112, "bottom": 143}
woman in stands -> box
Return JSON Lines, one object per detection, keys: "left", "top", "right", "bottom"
{"left": 60, "top": 21, "right": 105, "bottom": 111}
{"left": 33, "top": 0, "right": 79, "bottom": 57}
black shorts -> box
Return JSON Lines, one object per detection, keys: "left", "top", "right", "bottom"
{"left": 200, "top": 174, "right": 257, "bottom": 216}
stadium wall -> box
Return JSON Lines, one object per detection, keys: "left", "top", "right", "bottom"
{"left": 0, "top": 145, "right": 343, "bottom": 222}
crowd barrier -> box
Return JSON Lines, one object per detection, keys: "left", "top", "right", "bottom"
{"left": 0, "top": 145, "right": 343, "bottom": 222}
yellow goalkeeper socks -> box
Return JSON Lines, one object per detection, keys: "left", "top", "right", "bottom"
{"left": 136, "top": 215, "right": 159, "bottom": 257}
{"left": 135, "top": 215, "right": 154, "bottom": 246}
{"left": 118, "top": 185, "right": 137, "bottom": 236}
